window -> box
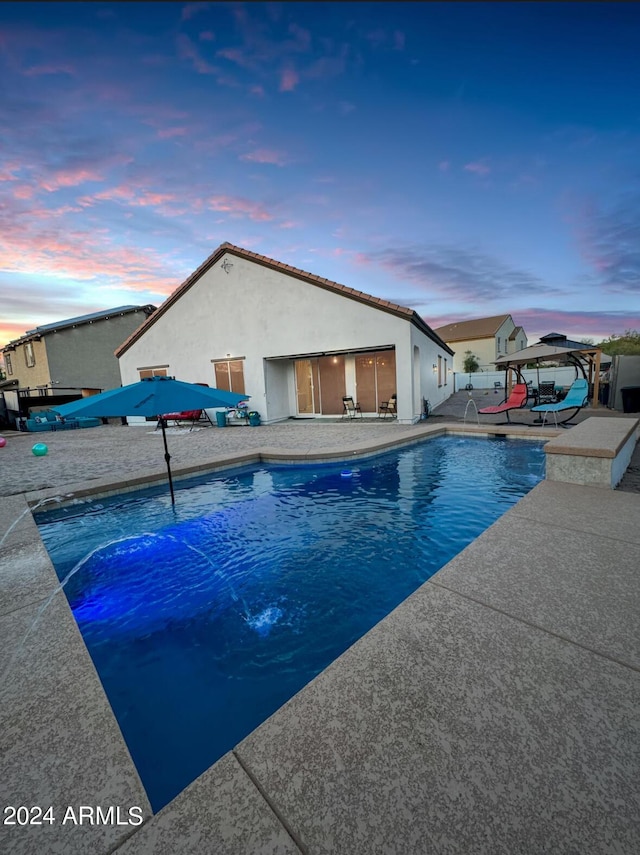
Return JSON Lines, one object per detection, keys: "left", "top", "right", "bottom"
{"left": 213, "top": 359, "right": 245, "bottom": 394}
{"left": 438, "top": 355, "right": 443, "bottom": 387}
{"left": 24, "top": 342, "right": 35, "bottom": 367}
{"left": 444, "top": 358, "right": 448, "bottom": 385}
{"left": 5, "top": 353, "right": 12, "bottom": 376}
{"left": 138, "top": 367, "right": 168, "bottom": 379}
{"left": 496, "top": 336, "right": 501, "bottom": 355}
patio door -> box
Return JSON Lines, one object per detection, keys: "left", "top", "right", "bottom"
{"left": 295, "top": 357, "right": 344, "bottom": 415}
{"left": 295, "top": 359, "right": 317, "bottom": 415}
{"left": 355, "top": 350, "right": 396, "bottom": 412}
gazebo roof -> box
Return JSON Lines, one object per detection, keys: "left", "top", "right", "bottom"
{"left": 494, "top": 343, "right": 605, "bottom": 367}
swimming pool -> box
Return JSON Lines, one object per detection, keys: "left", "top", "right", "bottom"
{"left": 35, "top": 435, "right": 545, "bottom": 811}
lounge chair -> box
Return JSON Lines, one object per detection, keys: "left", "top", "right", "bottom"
{"left": 477, "top": 383, "right": 528, "bottom": 424}
{"left": 378, "top": 393, "right": 397, "bottom": 419}
{"left": 157, "top": 408, "right": 208, "bottom": 431}
{"left": 342, "top": 396, "right": 363, "bottom": 419}
{"left": 531, "top": 378, "right": 589, "bottom": 427}
{"left": 157, "top": 382, "right": 214, "bottom": 431}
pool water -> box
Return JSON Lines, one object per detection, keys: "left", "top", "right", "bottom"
{"left": 35, "top": 436, "right": 545, "bottom": 810}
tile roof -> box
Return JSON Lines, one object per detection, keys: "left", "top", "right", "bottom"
{"left": 115, "top": 242, "right": 453, "bottom": 357}
{"left": 433, "top": 314, "right": 512, "bottom": 342}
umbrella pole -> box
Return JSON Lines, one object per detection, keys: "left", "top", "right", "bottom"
{"left": 160, "top": 418, "right": 176, "bottom": 505}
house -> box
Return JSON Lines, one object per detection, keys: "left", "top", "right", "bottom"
{"left": 1, "top": 305, "right": 156, "bottom": 424}
{"left": 115, "top": 243, "right": 454, "bottom": 424}
{"left": 433, "top": 314, "right": 528, "bottom": 373}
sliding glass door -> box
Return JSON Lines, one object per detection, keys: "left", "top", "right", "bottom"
{"left": 355, "top": 350, "right": 396, "bottom": 412}
{"left": 294, "top": 356, "right": 345, "bottom": 415}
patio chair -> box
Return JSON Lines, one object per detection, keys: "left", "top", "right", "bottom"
{"left": 537, "top": 381, "right": 557, "bottom": 405}
{"left": 378, "top": 394, "right": 397, "bottom": 419}
{"left": 530, "top": 378, "right": 589, "bottom": 427}
{"left": 342, "top": 396, "right": 363, "bottom": 419}
{"left": 477, "top": 383, "right": 528, "bottom": 424}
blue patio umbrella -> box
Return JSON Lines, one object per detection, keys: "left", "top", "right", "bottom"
{"left": 52, "top": 376, "right": 249, "bottom": 504}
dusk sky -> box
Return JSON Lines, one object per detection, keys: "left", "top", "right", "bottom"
{"left": 1, "top": 1, "right": 639, "bottom": 354}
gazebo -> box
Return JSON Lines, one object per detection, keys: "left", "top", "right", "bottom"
{"left": 494, "top": 343, "right": 606, "bottom": 408}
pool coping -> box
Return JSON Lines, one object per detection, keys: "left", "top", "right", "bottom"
{"left": 2, "top": 418, "right": 639, "bottom": 855}
{"left": 22, "top": 420, "right": 557, "bottom": 509}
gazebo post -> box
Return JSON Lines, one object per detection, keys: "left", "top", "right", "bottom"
{"left": 592, "top": 350, "right": 601, "bottom": 409}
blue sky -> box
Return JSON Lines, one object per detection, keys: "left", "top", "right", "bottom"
{"left": 1, "top": 1, "right": 639, "bottom": 351}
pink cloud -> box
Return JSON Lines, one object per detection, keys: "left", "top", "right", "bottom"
{"left": 77, "top": 185, "right": 177, "bottom": 212}
{"left": 136, "top": 191, "right": 176, "bottom": 207}
{"left": 250, "top": 84, "right": 265, "bottom": 97}
{"left": 216, "top": 46, "right": 256, "bottom": 71}
{"left": 41, "top": 168, "right": 103, "bottom": 192}
{"left": 506, "top": 308, "right": 640, "bottom": 342}
{"left": 329, "top": 247, "right": 355, "bottom": 258}
{"left": 0, "top": 164, "right": 20, "bottom": 182}
{"left": 199, "top": 31, "right": 215, "bottom": 42}
{"left": 464, "top": 161, "right": 491, "bottom": 176}
{"left": 13, "top": 185, "right": 35, "bottom": 200}
{"left": 177, "top": 33, "right": 218, "bottom": 75}
{"left": 240, "top": 149, "right": 288, "bottom": 166}
{"left": 1, "top": 320, "right": 40, "bottom": 351}
{"left": 439, "top": 160, "right": 450, "bottom": 172}
{"left": 353, "top": 252, "right": 371, "bottom": 267}
{"left": 157, "top": 126, "right": 189, "bottom": 139}
{"left": 208, "top": 195, "right": 274, "bottom": 221}
{"left": 78, "top": 185, "right": 135, "bottom": 207}
{"left": 193, "top": 131, "right": 242, "bottom": 155}
{"left": 279, "top": 66, "right": 299, "bottom": 92}
{"left": 0, "top": 223, "right": 179, "bottom": 295}
{"left": 393, "top": 31, "right": 405, "bottom": 51}
{"left": 23, "top": 63, "right": 74, "bottom": 77}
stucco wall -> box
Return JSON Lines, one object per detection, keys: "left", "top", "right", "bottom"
{"left": 118, "top": 253, "right": 452, "bottom": 423}
{"left": 448, "top": 319, "right": 519, "bottom": 373}
{"left": 449, "top": 337, "right": 496, "bottom": 373}
{"left": 46, "top": 312, "right": 152, "bottom": 391}
{"left": 495, "top": 317, "right": 515, "bottom": 360}
{"left": 6, "top": 339, "right": 50, "bottom": 389}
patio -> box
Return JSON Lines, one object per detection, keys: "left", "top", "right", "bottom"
{"left": 0, "top": 407, "right": 639, "bottom": 854}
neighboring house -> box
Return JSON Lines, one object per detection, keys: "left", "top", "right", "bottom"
{"left": 1, "top": 305, "right": 156, "bottom": 398}
{"left": 115, "top": 243, "right": 454, "bottom": 424}
{"left": 433, "top": 314, "right": 528, "bottom": 373}
{"left": 508, "top": 325, "right": 527, "bottom": 355}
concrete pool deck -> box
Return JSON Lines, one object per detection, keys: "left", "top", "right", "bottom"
{"left": 1, "top": 403, "right": 639, "bottom": 854}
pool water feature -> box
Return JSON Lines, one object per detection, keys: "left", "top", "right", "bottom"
{"left": 35, "top": 435, "right": 545, "bottom": 811}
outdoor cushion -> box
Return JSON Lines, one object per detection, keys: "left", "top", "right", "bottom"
{"left": 477, "top": 384, "right": 529, "bottom": 423}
